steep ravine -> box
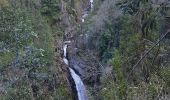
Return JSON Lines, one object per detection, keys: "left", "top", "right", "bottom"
{"left": 63, "top": 42, "right": 87, "bottom": 100}
{"left": 62, "top": 0, "right": 97, "bottom": 99}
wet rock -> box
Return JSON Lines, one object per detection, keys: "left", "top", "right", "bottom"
{"left": 67, "top": 42, "right": 101, "bottom": 85}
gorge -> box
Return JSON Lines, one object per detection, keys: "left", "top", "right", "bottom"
{"left": 62, "top": 0, "right": 94, "bottom": 99}
{"left": 0, "top": 0, "right": 170, "bottom": 100}
{"left": 63, "top": 42, "right": 87, "bottom": 100}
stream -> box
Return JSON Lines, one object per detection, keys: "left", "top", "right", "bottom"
{"left": 62, "top": 1, "right": 94, "bottom": 99}
{"left": 63, "top": 42, "right": 87, "bottom": 100}
{"left": 81, "top": 0, "right": 94, "bottom": 22}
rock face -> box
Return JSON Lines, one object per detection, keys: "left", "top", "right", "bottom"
{"left": 67, "top": 40, "right": 100, "bottom": 84}
{"left": 0, "top": 0, "right": 78, "bottom": 99}
{"left": 61, "top": 0, "right": 100, "bottom": 85}
{"left": 65, "top": 0, "right": 104, "bottom": 88}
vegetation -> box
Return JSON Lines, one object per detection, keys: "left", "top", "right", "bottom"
{"left": 0, "top": 0, "right": 73, "bottom": 99}
{"left": 0, "top": 0, "right": 170, "bottom": 100}
{"left": 99, "top": 0, "right": 170, "bottom": 99}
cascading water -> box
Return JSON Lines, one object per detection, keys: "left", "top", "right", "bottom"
{"left": 69, "top": 68, "right": 87, "bottom": 100}
{"left": 63, "top": 43, "right": 87, "bottom": 100}
{"left": 90, "top": 0, "right": 94, "bottom": 10}
{"left": 81, "top": 0, "right": 94, "bottom": 22}
{"left": 63, "top": 0, "right": 94, "bottom": 98}
{"left": 63, "top": 45, "right": 67, "bottom": 57}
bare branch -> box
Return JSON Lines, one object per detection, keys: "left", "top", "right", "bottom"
{"left": 127, "top": 30, "right": 170, "bottom": 80}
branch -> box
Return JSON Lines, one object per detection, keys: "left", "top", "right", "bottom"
{"left": 127, "top": 30, "right": 170, "bottom": 80}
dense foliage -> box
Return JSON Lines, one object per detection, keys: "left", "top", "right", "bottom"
{"left": 99, "top": 0, "right": 170, "bottom": 99}
{"left": 1, "top": 0, "right": 170, "bottom": 99}
{"left": 0, "top": 0, "right": 73, "bottom": 99}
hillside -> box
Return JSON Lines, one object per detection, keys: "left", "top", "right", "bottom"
{"left": 0, "top": 0, "right": 170, "bottom": 100}
{"left": 0, "top": 0, "right": 74, "bottom": 99}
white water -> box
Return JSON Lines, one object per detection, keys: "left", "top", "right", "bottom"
{"left": 90, "top": 0, "right": 94, "bottom": 11}
{"left": 63, "top": 57, "right": 69, "bottom": 65}
{"left": 69, "top": 68, "right": 87, "bottom": 100}
{"left": 64, "top": 41, "right": 71, "bottom": 44}
{"left": 81, "top": 0, "right": 94, "bottom": 22}
{"left": 63, "top": 43, "right": 87, "bottom": 100}
{"left": 64, "top": 0, "right": 93, "bottom": 98}
{"left": 82, "top": 18, "right": 85, "bottom": 22}
{"left": 63, "top": 45, "right": 67, "bottom": 57}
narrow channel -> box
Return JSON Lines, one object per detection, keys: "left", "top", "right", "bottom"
{"left": 63, "top": 42, "right": 87, "bottom": 100}
{"left": 63, "top": 1, "right": 94, "bottom": 99}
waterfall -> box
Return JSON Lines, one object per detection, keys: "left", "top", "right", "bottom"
{"left": 90, "top": 0, "right": 93, "bottom": 11}
{"left": 63, "top": 57, "right": 69, "bottom": 65}
{"left": 63, "top": 43, "right": 87, "bottom": 100}
{"left": 69, "top": 68, "right": 87, "bottom": 100}
{"left": 63, "top": 0, "right": 93, "bottom": 98}
{"left": 81, "top": 0, "right": 94, "bottom": 22}
{"left": 63, "top": 45, "right": 67, "bottom": 57}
